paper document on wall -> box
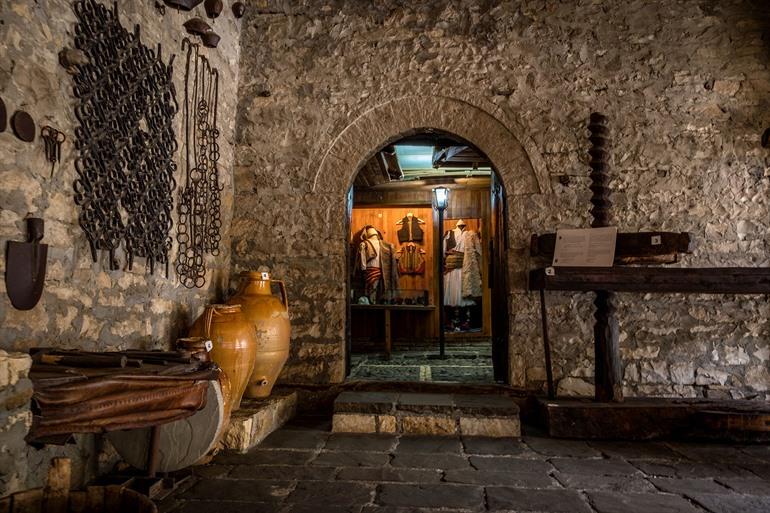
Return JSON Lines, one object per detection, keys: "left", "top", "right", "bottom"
{"left": 552, "top": 227, "right": 618, "bottom": 267}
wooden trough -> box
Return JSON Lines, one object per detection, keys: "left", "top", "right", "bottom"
{"left": 0, "top": 458, "right": 156, "bottom": 513}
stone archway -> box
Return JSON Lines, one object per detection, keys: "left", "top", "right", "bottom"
{"left": 312, "top": 95, "right": 548, "bottom": 196}
{"left": 314, "top": 95, "right": 546, "bottom": 385}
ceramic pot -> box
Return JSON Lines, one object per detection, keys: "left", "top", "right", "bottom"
{"left": 189, "top": 304, "right": 256, "bottom": 411}
{"left": 227, "top": 271, "right": 291, "bottom": 398}
{"left": 176, "top": 336, "right": 212, "bottom": 363}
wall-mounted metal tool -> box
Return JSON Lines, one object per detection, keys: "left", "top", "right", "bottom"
{"left": 6, "top": 218, "right": 48, "bottom": 310}
{"left": 176, "top": 38, "right": 222, "bottom": 288}
{"left": 71, "top": 0, "right": 177, "bottom": 275}
{"left": 0, "top": 97, "right": 6, "bottom": 133}
{"left": 41, "top": 126, "right": 66, "bottom": 177}
{"left": 164, "top": 0, "right": 204, "bottom": 10}
{"left": 184, "top": 17, "right": 211, "bottom": 36}
{"left": 11, "top": 110, "right": 35, "bottom": 142}
{"left": 204, "top": 0, "right": 222, "bottom": 19}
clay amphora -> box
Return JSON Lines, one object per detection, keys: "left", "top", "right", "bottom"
{"left": 227, "top": 271, "right": 291, "bottom": 398}
{"left": 189, "top": 304, "right": 256, "bottom": 411}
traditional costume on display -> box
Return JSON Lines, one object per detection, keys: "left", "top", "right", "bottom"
{"left": 395, "top": 213, "right": 426, "bottom": 243}
{"left": 355, "top": 226, "right": 398, "bottom": 303}
{"left": 397, "top": 243, "right": 426, "bottom": 275}
{"left": 443, "top": 220, "right": 482, "bottom": 331}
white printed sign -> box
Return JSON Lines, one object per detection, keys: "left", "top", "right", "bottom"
{"left": 552, "top": 227, "right": 618, "bottom": 267}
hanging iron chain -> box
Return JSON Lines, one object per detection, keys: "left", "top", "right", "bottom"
{"left": 71, "top": 0, "right": 178, "bottom": 275}
{"left": 176, "top": 38, "right": 222, "bottom": 289}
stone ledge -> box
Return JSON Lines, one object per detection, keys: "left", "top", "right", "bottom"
{"left": 333, "top": 392, "right": 521, "bottom": 437}
{"left": 221, "top": 390, "right": 298, "bottom": 452}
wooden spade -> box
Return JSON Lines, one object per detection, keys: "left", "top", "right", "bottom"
{"left": 5, "top": 218, "right": 48, "bottom": 310}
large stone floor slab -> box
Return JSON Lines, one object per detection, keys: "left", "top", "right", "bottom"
{"left": 332, "top": 391, "right": 520, "bottom": 437}
{"left": 160, "top": 416, "right": 770, "bottom": 513}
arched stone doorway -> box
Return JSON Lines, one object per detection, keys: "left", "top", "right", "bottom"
{"left": 315, "top": 96, "right": 546, "bottom": 385}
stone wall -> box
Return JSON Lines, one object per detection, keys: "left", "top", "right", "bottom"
{"left": 232, "top": 0, "right": 770, "bottom": 398}
{"left": 0, "top": 0, "right": 242, "bottom": 495}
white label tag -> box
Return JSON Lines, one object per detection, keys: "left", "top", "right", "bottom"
{"left": 204, "top": 340, "right": 213, "bottom": 352}
{"left": 545, "top": 267, "right": 556, "bottom": 276}
{"left": 261, "top": 271, "right": 270, "bottom": 280}
{"left": 651, "top": 235, "right": 662, "bottom": 246}
{"left": 552, "top": 227, "right": 618, "bottom": 267}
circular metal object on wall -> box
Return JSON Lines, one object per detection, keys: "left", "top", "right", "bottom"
{"left": 11, "top": 110, "right": 35, "bottom": 142}
{"left": 0, "top": 97, "right": 6, "bottom": 133}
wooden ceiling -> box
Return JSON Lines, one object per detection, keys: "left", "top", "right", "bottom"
{"left": 354, "top": 135, "right": 493, "bottom": 189}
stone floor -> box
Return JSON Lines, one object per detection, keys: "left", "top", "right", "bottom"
{"left": 161, "top": 416, "right": 770, "bottom": 513}
{"left": 349, "top": 344, "right": 494, "bottom": 383}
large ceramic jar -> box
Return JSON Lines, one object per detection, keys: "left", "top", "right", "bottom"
{"left": 227, "top": 271, "right": 291, "bottom": 398}
{"left": 189, "top": 304, "right": 256, "bottom": 412}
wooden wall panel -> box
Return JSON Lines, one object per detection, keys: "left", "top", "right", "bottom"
{"left": 351, "top": 206, "right": 440, "bottom": 342}
{"left": 350, "top": 186, "right": 493, "bottom": 351}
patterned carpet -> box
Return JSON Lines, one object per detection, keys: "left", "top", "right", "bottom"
{"left": 348, "top": 343, "right": 495, "bottom": 384}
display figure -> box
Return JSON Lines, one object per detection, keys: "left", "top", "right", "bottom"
{"left": 356, "top": 225, "right": 398, "bottom": 303}
{"left": 443, "top": 219, "right": 483, "bottom": 331}
{"left": 395, "top": 212, "right": 426, "bottom": 243}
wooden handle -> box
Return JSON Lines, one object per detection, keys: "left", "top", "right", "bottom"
{"left": 203, "top": 306, "right": 215, "bottom": 339}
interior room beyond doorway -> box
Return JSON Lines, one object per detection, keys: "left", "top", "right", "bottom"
{"left": 347, "top": 132, "right": 507, "bottom": 384}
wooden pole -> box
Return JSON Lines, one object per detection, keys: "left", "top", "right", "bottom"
{"left": 588, "top": 112, "right": 623, "bottom": 402}
{"left": 539, "top": 289, "right": 555, "bottom": 399}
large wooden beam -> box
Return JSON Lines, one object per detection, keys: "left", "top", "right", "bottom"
{"left": 529, "top": 267, "right": 770, "bottom": 294}
{"left": 530, "top": 232, "right": 693, "bottom": 265}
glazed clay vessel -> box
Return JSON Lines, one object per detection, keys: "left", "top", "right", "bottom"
{"left": 227, "top": 271, "right": 291, "bottom": 398}
{"left": 189, "top": 304, "right": 256, "bottom": 411}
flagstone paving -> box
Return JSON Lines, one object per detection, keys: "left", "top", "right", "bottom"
{"left": 161, "top": 417, "right": 770, "bottom": 513}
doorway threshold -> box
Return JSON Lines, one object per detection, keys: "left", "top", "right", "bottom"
{"left": 349, "top": 347, "right": 493, "bottom": 383}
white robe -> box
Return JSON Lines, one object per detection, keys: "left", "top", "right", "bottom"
{"left": 443, "top": 228, "right": 476, "bottom": 307}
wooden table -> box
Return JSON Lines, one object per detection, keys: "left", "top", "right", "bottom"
{"left": 351, "top": 304, "right": 436, "bottom": 358}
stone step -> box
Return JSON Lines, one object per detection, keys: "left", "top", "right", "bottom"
{"left": 332, "top": 391, "right": 520, "bottom": 437}
{"left": 221, "top": 390, "right": 297, "bottom": 452}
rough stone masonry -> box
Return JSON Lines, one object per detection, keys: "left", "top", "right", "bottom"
{"left": 0, "top": 0, "right": 243, "bottom": 495}
{"left": 1, "top": 0, "right": 770, "bottom": 497}
{"left": 231, "top": 0, "right": 770, "bottom": 398}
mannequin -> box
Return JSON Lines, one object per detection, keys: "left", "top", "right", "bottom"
{"left": 356, "top": 225, "right": 398, "bottom": 303}
{"left": 359, "top": 226, "right": 383, "bottom": 302}
{"left": 443, "top": 219, "right": 482, "bottom": 331}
